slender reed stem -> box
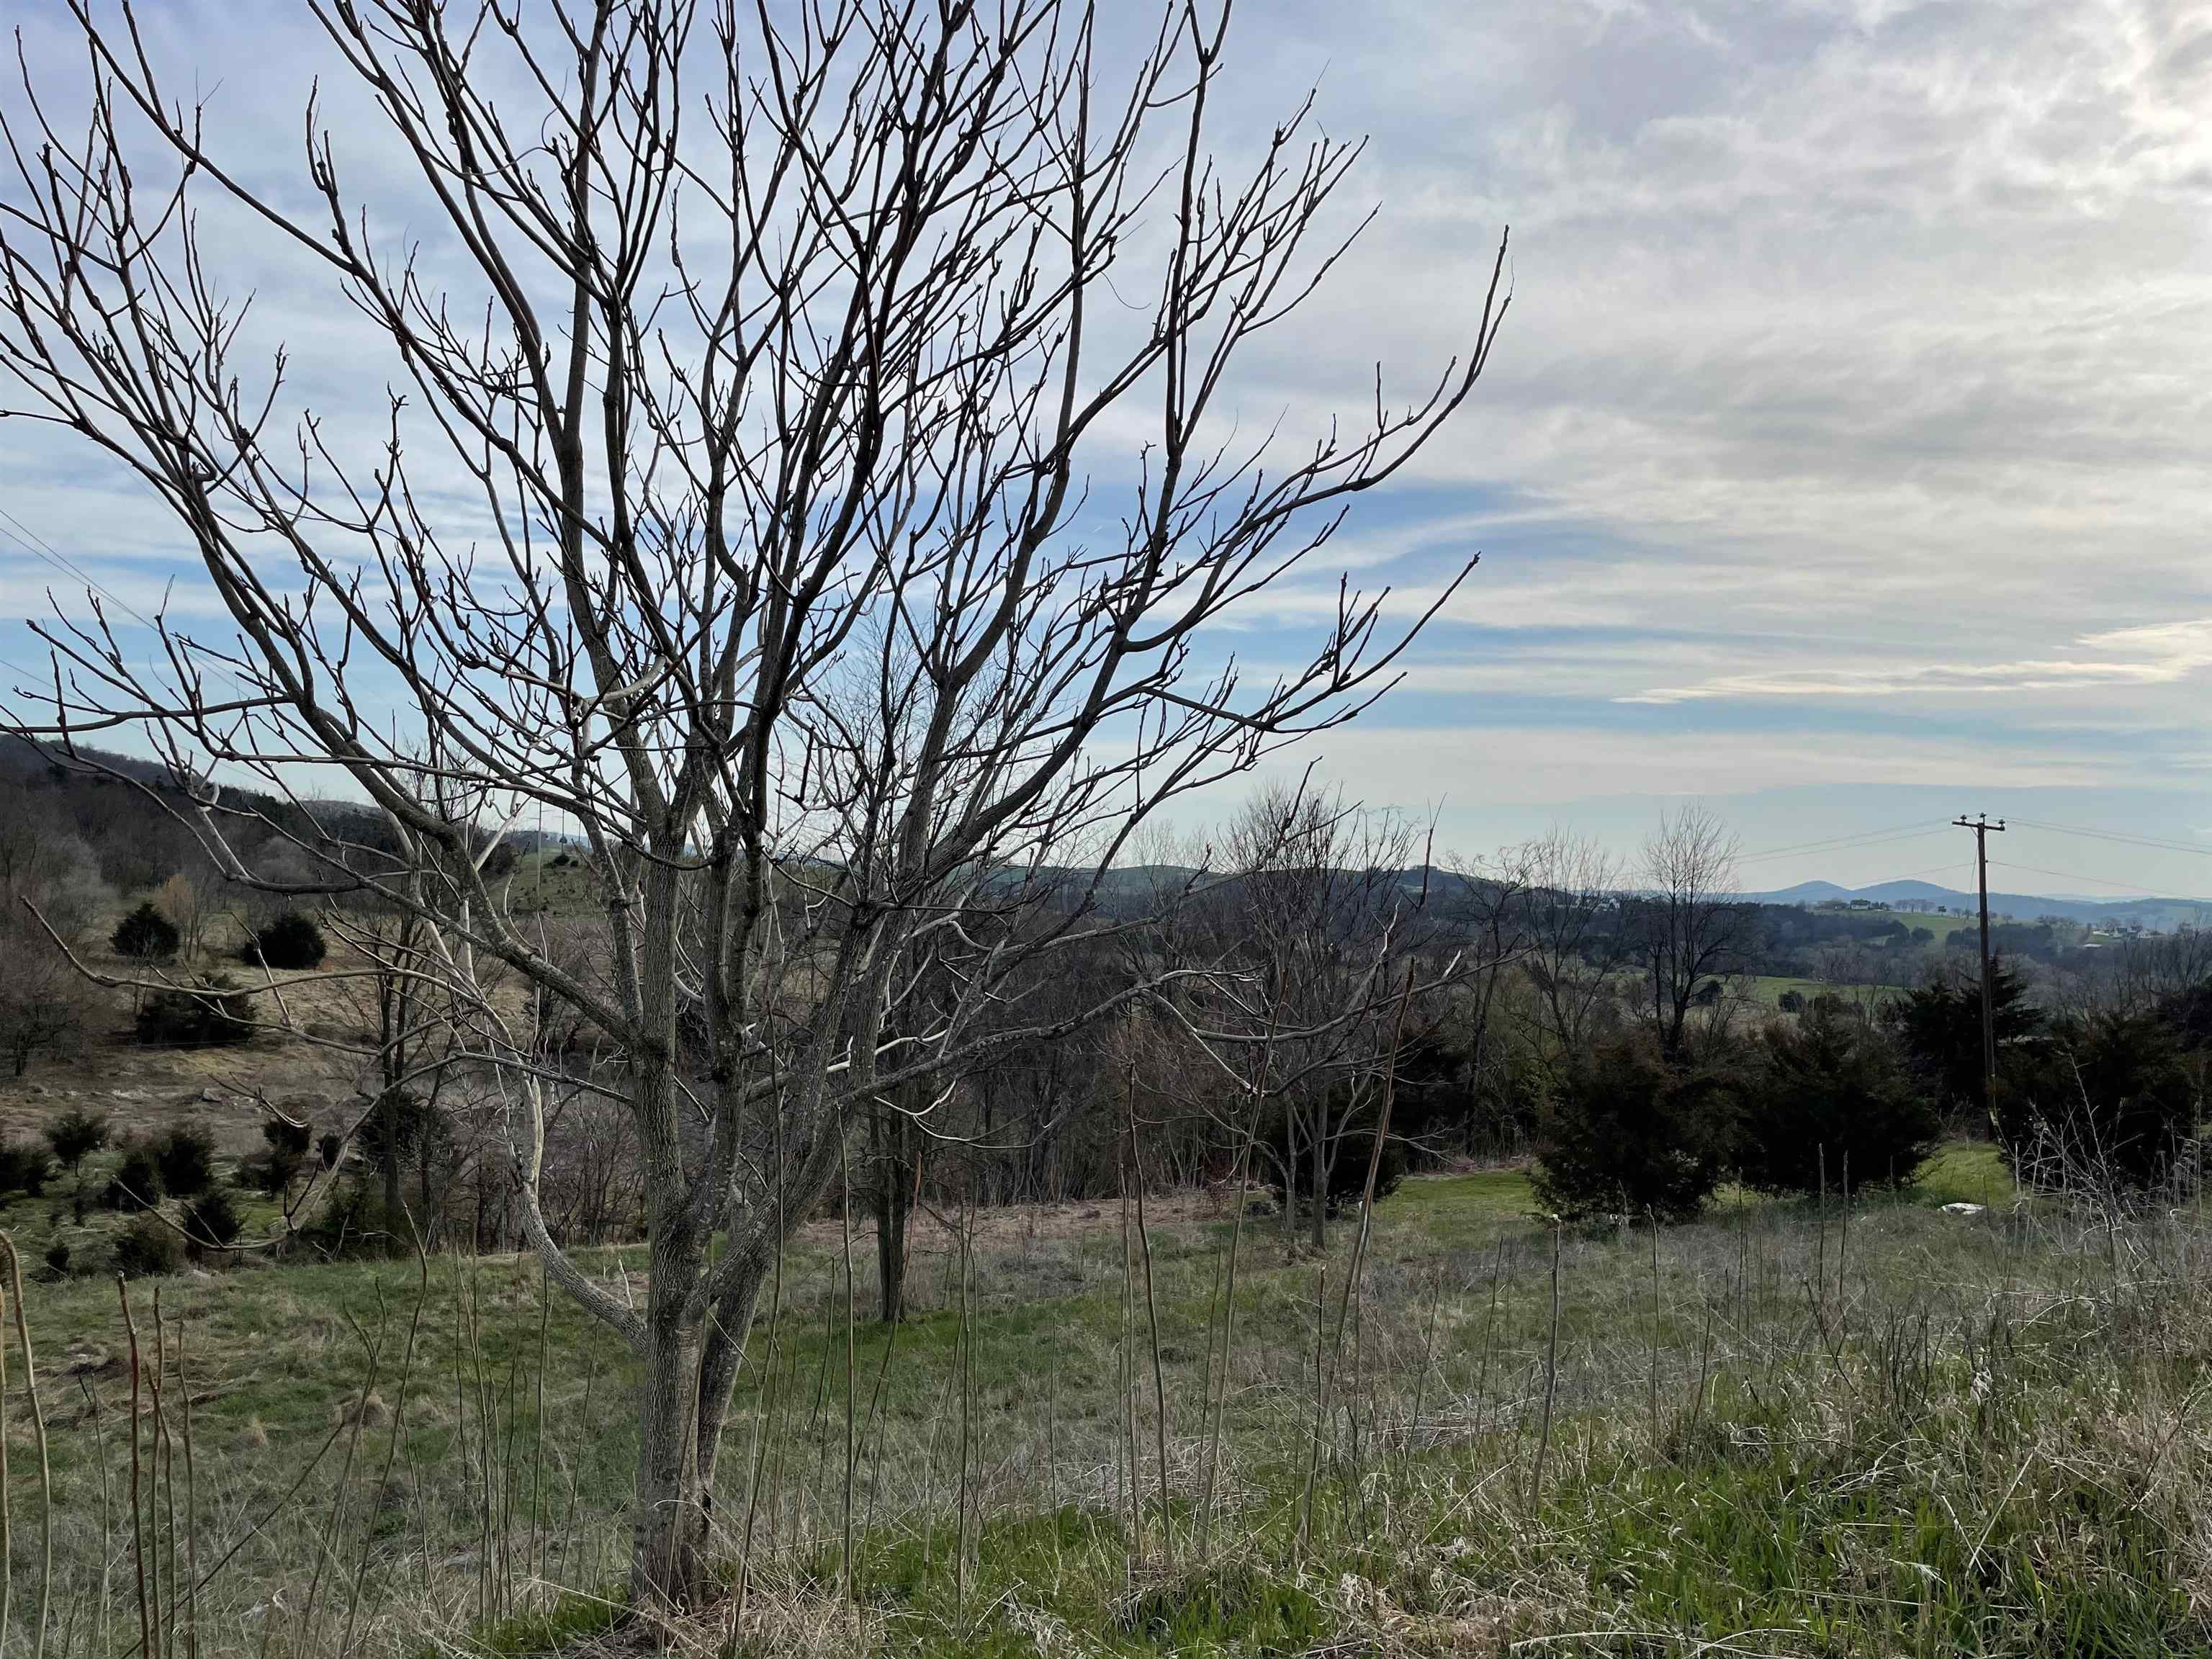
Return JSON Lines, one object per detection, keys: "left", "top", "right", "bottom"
{"left": 1126, "top": 1074, "right": 1175, "bottom": 1572}
{"left": 955, "top": 1194, "right": 975, "bottom": 1614}
{"left": 0, "top": 1238, "right": 49, "bottom": 1659}
{"left": 150, "top": 1298, "right": 174, "bottom": 1659}
{"left": 339, "top": 1250, "right": 430, "bottom": 1659}
{"left": 1306, "top": 971, "right": 1416, "bottom": 1547}
{"left": 1298, "top": 1261, "right": 1328, "bottom": 1553}
{"left": 1199, "top": 1019, "right": 1273, "bottom": 1558}
{"left": 1412, "top": 1262, "right": 1444, "bottom": 1455}
{"left": 0, "top": 1238, "right": 11, "bottom": 1659}
{"left": 1532, "top": 1220, "right": 1563, "bottom": 1509}
{"left": 1647, "top": 1213, "right": 1661, "bottom": 1451}
{"left": 529, "top": 1265, "right": 549, "bottom": 1604}
{"left": 174, "top": 1316, "right": 198, "bottom": 1659}
{"left": 840, "top": 1128, "right": 858, "bottom": 1605}
{"left": 1116, "top": 1140, "right": 1139, "bottom": 1565}
{"left": 117, "top": 1280, "right": 156, "bottom": 1659}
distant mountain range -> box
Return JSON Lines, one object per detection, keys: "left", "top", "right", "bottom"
{"left": 1088, "top": 866, "right": 2212, "bottom": 932}
{"left": 1747, "top": 879, "right": 2212, "bottom": 932}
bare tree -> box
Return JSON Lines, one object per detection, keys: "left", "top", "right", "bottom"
{"left": 2100, "top": 926, "right": 2212, "bottom": 1016}
{"left": 1810, "top": 937, "right": 1889, "bottom": 1013}
{"left": 0, "top": 0, "right": 1506, "bottom": 1607}
{"left": 1516, "top": 828, "right": 1632, "bottom": 1061}
{"left": 1192, "top": 783, "right": 1433, "bottom": 1252}
{"left": 1637, "top": 805, "right": 1753, "bottom": 1059}
{"left": 316, "top": 902, "right": 463, "bottom": 1249}
{"left": 1442, "top": 845, "right": 1534, "bottom": 1151}
{"left": 0, "top": 802, "right": 108, "bottom": 1074}
{"left": 0, "top": 801, "right": 108, "bottom": 943}
{"left": 151, "top": 868, "right": 214, "bottom": 961}
{"left": 0, "top": 947, "right": 97, "bottom": 1076}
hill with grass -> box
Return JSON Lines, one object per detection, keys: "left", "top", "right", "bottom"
{"left": 1751, "top": 878, "right": 2211, "bottom": 931}
{"left": 16, "top": 1142, "right": 2211, "bottom": 1658}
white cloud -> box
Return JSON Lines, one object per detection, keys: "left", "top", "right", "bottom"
{"left": 6, "top": 0, "right": 2212, "bottom": 881}
{"left": 1236, "top": 721, "right": 2126, "bottom": 817}
{"left": 1621, "top": 616, "right": 2212, "bottom": 703}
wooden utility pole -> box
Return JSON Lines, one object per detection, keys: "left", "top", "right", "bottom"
{"left": 1953, "top": 814, "right": 2007, "bottom": 1120}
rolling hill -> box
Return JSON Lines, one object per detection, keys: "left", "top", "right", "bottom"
{"left": 1748, "top": 878, "right": 2211, "bottom": 931}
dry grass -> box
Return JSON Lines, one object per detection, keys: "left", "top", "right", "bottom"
{"left": 0, "top": 1149, "right": 2206, "bottom": 1655}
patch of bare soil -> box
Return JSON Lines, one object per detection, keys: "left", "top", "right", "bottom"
{"left": 0, "top": 950, "right": 374, "bottom": 1153}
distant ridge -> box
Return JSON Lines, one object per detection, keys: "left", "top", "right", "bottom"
{"left": 1076, "top": 866, "right": 2212, "bottom": 932}
{"left": 1747, "top": 878, "right": 2212, "bottom": 931}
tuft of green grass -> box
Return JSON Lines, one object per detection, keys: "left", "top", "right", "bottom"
{"left": 1910, "top": 1138, "right": 2015, "bottom": 1206}
{"left": 421, "top": 1586, "right": 626, "bottom": 1659}
{"left": 1554, "top": 1414, "right": 2195, "bottom": 1654}
{"left": 1120, "top": 1559, "right": 1328, "bottom": 1655}
{"left": 1380, "top": 1166, "right": 1536, "bottom": 1242}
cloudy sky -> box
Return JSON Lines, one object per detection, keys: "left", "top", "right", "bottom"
{"left": 3, "top": 0, "right": 2211, "bottom": 897}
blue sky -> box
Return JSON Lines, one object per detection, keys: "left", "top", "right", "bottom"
{"left": 4, "top": 0, "right": 2212, "bottom": 895}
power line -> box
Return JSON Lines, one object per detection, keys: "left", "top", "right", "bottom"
{"left": 1739, "top": 812, "right": 2212, "bottom": 902}
{"left": 0, "top": 508, "right": 161, "bottom": 634}
{"left": 1740, "top": 814, "right": 2212, "bottom": 877}
{"left": 2007, "top": 816, "right": 2212, "bottom": 860}
{"left": 1737, "top": 822, "right": 1951, "bottom": 865}
{"left": 0, "top": 651, "right": 50, "bottom": 686}
{"left": 1986, "top": 858, "right": 2200, "bottom": 899}
{"left": 1737, "top": 822, "right": 1941, "bottom": 861}
{"left": 0, "top": 508, "right": 266, "bottom": 719}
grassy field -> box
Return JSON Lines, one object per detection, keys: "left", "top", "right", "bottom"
{"left": 6, "top": 1141, "right": 2211, "bottom": 1656}
{"left": 1889, "top": 910, "right": 1979, "bottom": 944}
{"left": 499, "top": 849, "right": 603, "bottom": 917}
{"left": 1738, "top": 973, "right": 1830, "bottom": 1009}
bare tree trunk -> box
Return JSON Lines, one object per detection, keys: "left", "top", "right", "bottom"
{"left": 1308, "top": 1091, "right": 1329, "bottom": 1255}
{"left": 871, "top": 1104, "right": 916, "bottom": 1326}
{"left": 634, "top": 1146, "right": 781, "bottom": 1609}
{"left": 632, "top": 1298, "right": 706, "bottom": 1606}
{"left": 379, "top": 1092, "right": 405, "bottom": 1246}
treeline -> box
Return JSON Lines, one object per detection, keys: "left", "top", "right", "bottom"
{"left": 0, "top": 741, "right": 337, "bottom": 1075}
{"left": 1532, "top": 960, "right": 2211, "bottom": 1223}
{"left": 7, "top": 758, "right": 2212, "bottom": 1301}
{"left": 0, "top": 739, "right": 529, "bottom": 1075}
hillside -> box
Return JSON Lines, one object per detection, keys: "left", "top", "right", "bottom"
{"left": 1748, "top": 878, "right": 2212, "bottom": 931}
{"left": 19, "top": 1146, "right": 2212, "bottom": 1659}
